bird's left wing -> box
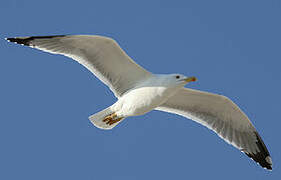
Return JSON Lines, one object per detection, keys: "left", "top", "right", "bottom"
{"left": 6, "top": 35, "right": 151, "bottom": 98}
{"left": 156, "top": 88, "right": 272, "bottom": 170}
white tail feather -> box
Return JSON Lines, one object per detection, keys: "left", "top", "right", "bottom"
{"left": 89, "top": 107, "right": 124, "bottom": 130}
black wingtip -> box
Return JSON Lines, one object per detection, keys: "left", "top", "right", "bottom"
{"left": 245, "top": 132, "right": 272, "bottom": 171}
{"left": 6, "top": 35, "right": 66, "bottom": 46}
{"left": 6, "top": 37, "right": 32, "bottom": 46}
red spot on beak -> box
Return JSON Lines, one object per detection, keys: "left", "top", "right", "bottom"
{"left": 191, "top": 77, "right": 197, "bottom": 82}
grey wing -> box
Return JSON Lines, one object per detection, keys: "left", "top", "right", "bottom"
{"left": 6, "top": 35, "right": 151, "bottom": 98}
{"left": 156, "top": 88, "right": 272, "bottom": 170}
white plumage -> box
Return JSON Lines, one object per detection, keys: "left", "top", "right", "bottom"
{"left": 6, "top": 34, "right": 272, "bottom": 170}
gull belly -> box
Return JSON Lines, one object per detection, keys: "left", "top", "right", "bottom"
{"left": 113, "top": 86, "right": 179, "bottom": 117}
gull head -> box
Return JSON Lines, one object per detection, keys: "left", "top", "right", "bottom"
{"left": 156, "top": 74, "right": 197, "bottom": 87}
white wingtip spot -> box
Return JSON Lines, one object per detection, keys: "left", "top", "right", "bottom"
{"left": 265, "top": 156, "right": 272, "bottom": 165}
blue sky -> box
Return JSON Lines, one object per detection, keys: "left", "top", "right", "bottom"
{"left": 1, "top": 0, "right": 280, "bottom": 179}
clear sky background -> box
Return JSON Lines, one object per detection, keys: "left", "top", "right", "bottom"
{"left": 1, "top": 0, "right": 280, "bottom": 179}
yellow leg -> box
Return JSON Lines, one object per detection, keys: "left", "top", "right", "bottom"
{"left": 108, "top": 118, "right": 122, "bottom": 125}
{"left": 102, "top": 113, "right": 122, "bottom": 125}
{"left": 103, "top": 113, "right": 117, "bottom": 122}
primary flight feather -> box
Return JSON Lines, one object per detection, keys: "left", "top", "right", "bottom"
{"left": 6, "top": 35, "right": 272, "bottom": 170}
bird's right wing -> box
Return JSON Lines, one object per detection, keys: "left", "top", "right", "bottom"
{"left": 156, "top": 88, "right": 272, "bottom": 170}
{"left": 6, "top": 35, "right": 151, "bottom": 98}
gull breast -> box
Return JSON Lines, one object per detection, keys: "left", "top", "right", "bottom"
{"left": 114, "top": 86, "right": 171, "bottom": 117}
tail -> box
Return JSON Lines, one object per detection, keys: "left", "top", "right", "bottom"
{"left": 88, "top": 107, "right": 124, "bottom": 130}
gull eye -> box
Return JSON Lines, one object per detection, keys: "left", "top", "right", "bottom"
{"left": 176, "top": 75, "right": 180, "bottom": 79}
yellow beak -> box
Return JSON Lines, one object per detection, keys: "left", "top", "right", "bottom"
{"left": 184, "top": 76, "right": 197, "bottom": 83}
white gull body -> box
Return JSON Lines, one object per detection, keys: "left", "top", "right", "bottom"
{"left": 112, "top": 74, "right": 188, "bottom": 117}
{"left": 6, "top": 34, "right": 272, "bottom": 170}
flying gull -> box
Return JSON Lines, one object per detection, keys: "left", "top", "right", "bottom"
{"left": 6, "top": 35, "right": 272, "bottom": 170}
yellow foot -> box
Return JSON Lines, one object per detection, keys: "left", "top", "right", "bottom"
{"left": 107, "top": 118, "right": 122, "bottom": 125}
{"left": 103, "top": 113, "right": 122, "bottom": 125}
